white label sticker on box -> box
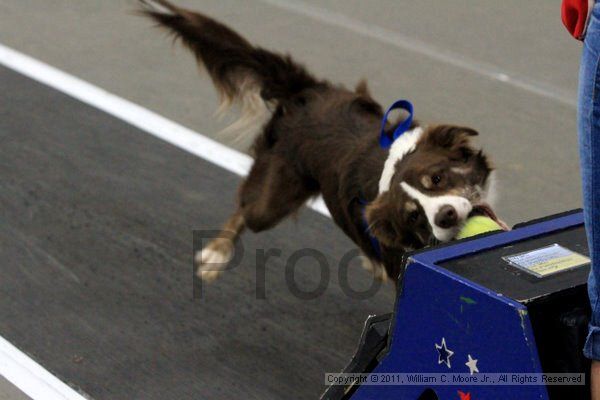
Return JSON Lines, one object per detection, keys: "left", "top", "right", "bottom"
{"left": 502, "top": 244, "right": 590, "bottom": 278}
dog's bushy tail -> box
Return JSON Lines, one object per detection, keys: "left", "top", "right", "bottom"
{"left": 139, "top": 0, "right": 320, "bottom": 135}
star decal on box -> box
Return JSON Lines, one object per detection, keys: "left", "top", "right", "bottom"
{"left": 457, "top": 390, "right": 471, "bottom": 400}
{"left": 435, "top": 337, "right": 454, "bottom": 368}
{"left": 465, "top": 354, "right": 479, "bottom": 375}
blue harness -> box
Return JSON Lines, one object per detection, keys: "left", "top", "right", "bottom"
{"left": 361, "top": 99, "right": 414, "bottom": 259}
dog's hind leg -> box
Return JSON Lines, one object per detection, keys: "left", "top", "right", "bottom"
{"left": 238, "top": 154, "right": 317, "bottom": 233}
{"left": 195, "top": 210, "right": 245, "bottom": 282}
{"left": 196, "top": 154, "right": 317, "bottom": 283}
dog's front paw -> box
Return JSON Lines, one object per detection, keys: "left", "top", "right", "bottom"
{"left": 195, "top": 241, "right": 234, "bottom": 283}
{"left": 360, "top": 255, "right": 390, "bottom": 282}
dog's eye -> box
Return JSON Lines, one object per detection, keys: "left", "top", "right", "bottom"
{"left": 431, "top": 175, "right": 442, "bottom": 186}
{"left": 408, "top": 211, "right": 419, "bottom": 223}
{"left": 461, "top": 148, "right": 472, "bottom": 163}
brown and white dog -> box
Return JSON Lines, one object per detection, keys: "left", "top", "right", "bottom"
{"left": 140, "top": 0, "right": 499, "bottom": 283}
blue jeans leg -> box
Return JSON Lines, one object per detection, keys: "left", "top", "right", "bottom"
{"left": 581, "top": 2, "right": 600, "bottom": 361}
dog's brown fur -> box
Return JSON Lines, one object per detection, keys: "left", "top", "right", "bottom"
{"left": 140, "top": 0, "right": 493, "bottom": 282}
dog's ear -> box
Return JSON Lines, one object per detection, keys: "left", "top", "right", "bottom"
{"left": 425, "top": 125, "right": 478, "bottom": 149}
{"left": 354, "top": 79, "right": 370, "bottom": 96}
{"left": 365, "top": 193, "right": 396, "bottom": 248}
{"left": 351, "top": 79, "right": 382, "bottom": 116}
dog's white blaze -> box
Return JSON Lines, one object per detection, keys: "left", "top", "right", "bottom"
{"left": 400, "top": 182, "right": 472, "bottom": 242}
{"left": 378, "top": 127, "right": 423, "bottom": 193}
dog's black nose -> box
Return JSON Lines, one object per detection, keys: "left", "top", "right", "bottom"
{"left": 435, "top": 205, "right": 458, "bottom": 228}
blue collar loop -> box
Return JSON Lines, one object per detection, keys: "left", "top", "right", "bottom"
{"left": 379, "top": 99, "right": 414, "bottom": 149}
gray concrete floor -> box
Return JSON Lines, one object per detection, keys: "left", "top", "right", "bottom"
{"left": 0, "top": 0, "right": 584, "bottom": 398}
{"left": 0, "top": 64, "right": 395, "bottom": 399}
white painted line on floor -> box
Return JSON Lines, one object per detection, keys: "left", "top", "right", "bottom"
{"left": 0, "top": 42, "right": 332, "bottom": 399}
{"left": 0, "top": 336, "right": 89, "bottom": 400}
{"left": 258, "top": 0, "right": 577, "bottom": 109}
{"left": 0, "top": 43, "right": 331, "bottom": 217}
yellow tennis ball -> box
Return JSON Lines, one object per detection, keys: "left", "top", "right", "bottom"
{"left": 456, "top": 216, "right": 502, "bottom": 239}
